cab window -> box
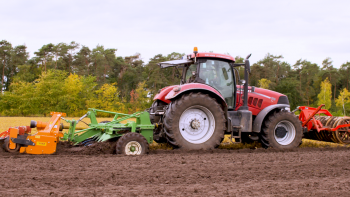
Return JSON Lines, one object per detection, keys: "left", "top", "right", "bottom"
{"left": 199, "top": 60, "right": 234, "bottom": 107}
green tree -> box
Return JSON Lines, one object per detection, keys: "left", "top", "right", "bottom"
{"left": 73, "top": 46, "right": 92, "bottom": 75}
{"left": 293, "top": 59, "right": 319, "bottom": 106}
{"left": 52, "top": 42, "right": 68, "bottom": 69}
{"left": 339, "top": 62, "right": 350, "bottom": 90}
{"left": 34, "top": 43, "right": 54, "bottom": 72}
{"left": 321, "top": 58, "right": 338, "bottom": 100}
{"left": 250, "top": 53, "right": 290, "bottom": 89}
{"left": 117, "top": 54, "right": 144, "bottom": 101}
{"left": 34, "top": 70, "right": 68, "bottom": 116}
{"left": 317, "top": 77, "right": 332, "bottom": 109}
{"left": 91, "top": 45, "right": 117, "bottom": 84}
{"left": 0, "top": 81, "right": 37, "bottom": 115}
{"left": 144, "top": 52, "right": 183, "bottom": 97}
{"left": 275, "top": 78, "right": 301, "bottom": 110}
{"left": 0, "top": 40, "right": 12, "bottom": 91}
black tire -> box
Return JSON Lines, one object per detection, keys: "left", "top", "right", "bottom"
{"left": 2, "top": 137, "right": 20, "bottom": 153}
{"left": 116, "top": 132, "right": 149, "bottom": 155}
{"left": 163, "top": 92, "right": 226, "bottom": 150}
{"left": 260, "top": 111, "right": 302, "bottom": 149}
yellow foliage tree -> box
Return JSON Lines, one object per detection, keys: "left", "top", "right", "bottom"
{"left": 87, "top": 83, "right": 124, "bottom": 115}
{"left": 258, "top": 78, "right": 271, "bottom": 89}
{"left": 128, "top": 81, "right": 151, "bottom": 113}
{"left": 335, "top": 88, "right": 350, "bottom": 115}
{"left": 62, "top": 74, "right": 84, "bottom": 114}
{"left": 317, "top": 77, "right": 332, "bottom": 109}
{"left": 135, "top": 81, "right": 150, "bottom": 110}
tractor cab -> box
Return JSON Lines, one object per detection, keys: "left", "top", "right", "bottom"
{"left": 159, "top": 51, "right": 237, "bottom": 109}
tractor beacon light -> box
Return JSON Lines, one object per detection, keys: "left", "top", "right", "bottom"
{"left": 193, "top": 47, "right": 198, "bottom": 62}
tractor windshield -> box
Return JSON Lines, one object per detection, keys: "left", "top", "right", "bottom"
{"left": 199, "top": 60, "right": 235, "bottom": 107}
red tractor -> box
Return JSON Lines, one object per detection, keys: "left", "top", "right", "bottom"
{"left": 149, "top": 47, "right": 302, "bottom": 150}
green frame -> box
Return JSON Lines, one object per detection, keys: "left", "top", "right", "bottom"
{"left": 61, "top": 109, "right": 155, "bottom": 144}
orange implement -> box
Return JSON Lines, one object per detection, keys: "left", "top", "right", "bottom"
{"left": 20, "top": 112, "right": 66, "bottom": 155}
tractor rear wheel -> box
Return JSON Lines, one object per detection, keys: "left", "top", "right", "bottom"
{"left": 116, "top": 132, "right": 149, "bottom": 155}
{"left": 260, "top": 111, "right": 302, "bottom": 149}
{"left": 2, "top": 137, "right": 20, "bottom": 153}
{"left": 164, "top": 92, "right": 226, "bottom": 150}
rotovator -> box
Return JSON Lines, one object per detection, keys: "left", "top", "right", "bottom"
{"left": 2, "top": 47, "right": 349, "bottom": 155}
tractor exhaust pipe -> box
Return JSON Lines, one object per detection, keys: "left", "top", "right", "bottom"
{"left": 233, "top": 54, "right": 251, "bottom": 111}
{"left": 233, "top": 54, "right": 252, "bottom": 132}
{"left": 242, "top": 54, "right": 251, "bottom": 110}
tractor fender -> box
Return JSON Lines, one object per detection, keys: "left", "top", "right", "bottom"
{"left": 155, "top": 83, "right": 227, "bottom": 108}
{"left": 252, "top": 104, "right": 290, "bottom": 133}
{"left": 169, "top": 90, "right": 227, "bottom": 114}
{"left": 153, "top": 85, "right": 177, "bottom": 104}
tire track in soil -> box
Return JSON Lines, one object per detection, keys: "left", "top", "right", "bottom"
{"left": 1, "top": 146, "right": 350, "bottom": 196}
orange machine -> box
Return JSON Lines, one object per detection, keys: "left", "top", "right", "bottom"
{"left": 2, "top": 112, "right": 66, "bottom": 154}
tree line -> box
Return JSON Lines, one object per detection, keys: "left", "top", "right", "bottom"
{"left": 0, "top": 40, "right": 349, "bottom": 116}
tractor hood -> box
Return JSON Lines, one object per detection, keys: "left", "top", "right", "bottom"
{"left": 158, "top": 59, "right": 193, "bottom": 68}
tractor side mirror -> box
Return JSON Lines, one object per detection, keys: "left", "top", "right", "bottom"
{"left": 239, "top": 79, "right": 246, "bottom": 85}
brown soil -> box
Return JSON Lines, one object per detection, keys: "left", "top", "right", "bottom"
{"left": 1, "top": 143, "right": 350, "bottom": 196}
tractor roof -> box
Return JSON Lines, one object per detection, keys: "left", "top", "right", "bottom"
{"left": 158, "top": 52, "right": 235, "bottom": 68}
{"left": 190, "top": 52, "right": 235, "bottom": 62}
{"left": 158, "top": 59, "right": 193, "bottom": 68}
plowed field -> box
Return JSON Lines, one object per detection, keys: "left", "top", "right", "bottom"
{"left": 1, "top": 145, "right": 350, "bottom": 196}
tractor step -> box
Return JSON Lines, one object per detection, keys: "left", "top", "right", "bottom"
{"left": 231, "top": 126, "right": 242, "bottom": 143}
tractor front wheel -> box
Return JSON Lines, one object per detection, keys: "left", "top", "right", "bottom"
{"left": 260, "top": 111, "right": 302, "bottom": 149}
{"left": 164, "top": 92, "right": 226, "bottom": 150}
{"left": 116, "top": 132, "right": 149, "bottom": 155}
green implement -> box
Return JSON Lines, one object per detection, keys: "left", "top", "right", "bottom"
{"left": 60, "top": 109, "right": 155, "bottom": 150}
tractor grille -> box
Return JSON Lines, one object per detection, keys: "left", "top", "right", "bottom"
{"left": 248, "top": 96, "right": 263, "bottom": 108}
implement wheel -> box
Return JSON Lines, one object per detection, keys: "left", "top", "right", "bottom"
{"left": 2, "top": 138, "right": 20, "bottom": 153}
{"left": 164, "top": 92, "right": 226, "bottom": 150}
{"left": 260, "top": 111, "right": 302, "bottom": 149}
{"left": 116, "top": 133, "right": 149, "bottom": 155}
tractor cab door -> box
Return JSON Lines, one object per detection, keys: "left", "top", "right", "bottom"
{"left": 198, "top": 59, "right": 236, "bottom": 109}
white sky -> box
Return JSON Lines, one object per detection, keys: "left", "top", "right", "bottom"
{"left": 1, "top": 0, "right": 349, "bottom": 67}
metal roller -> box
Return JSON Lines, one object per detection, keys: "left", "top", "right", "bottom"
{"left": 310, "top": 116, "right": 350, "bottom": 144}
{"left": 334, "top": 117, "right": 350, "bottom": 144}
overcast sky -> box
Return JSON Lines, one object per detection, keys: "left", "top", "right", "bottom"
{"left": 1, "top": 0, "right": 349, "bottom": 67}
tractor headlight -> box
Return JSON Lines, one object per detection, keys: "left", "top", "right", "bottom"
{"left": 173, "top": 86, "right": 181, "bottom": 92}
